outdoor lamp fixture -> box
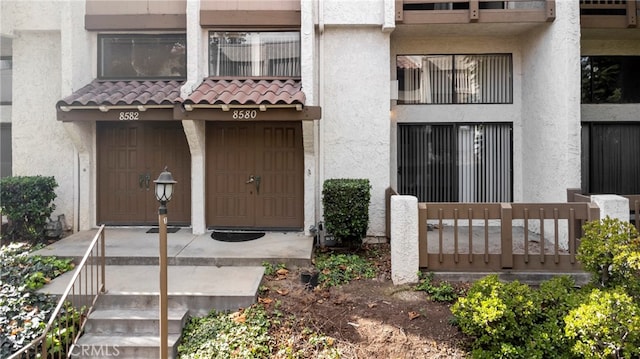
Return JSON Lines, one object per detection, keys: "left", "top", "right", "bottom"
{"left": 154, "top": 167, "right": 176, "bottom": 211}
{"left": 154, "top": 166, "right": 176, "bottom": 359}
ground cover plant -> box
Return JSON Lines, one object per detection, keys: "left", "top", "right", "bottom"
{"left": 0, "top": 242, "right": 74, "bottom": 357}
{"left": 178, "top": 217, "right": 640, "bottom": 359}
{"left": 178, "top": 244, "right": 470, "bottom": 358}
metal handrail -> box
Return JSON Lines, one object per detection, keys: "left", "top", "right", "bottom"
{"left": 8, "top": 225, "right": 106, "bottom": 359}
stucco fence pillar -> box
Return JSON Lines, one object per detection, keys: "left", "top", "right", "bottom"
{"left": 390, "top": 195, "right": 419, "bottom": 285}
{"left": 591, "top": 195, "right": 629, "bottom": 223}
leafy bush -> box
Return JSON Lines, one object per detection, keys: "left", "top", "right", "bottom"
{"left": 0, "top": 242, "right": 74, "bottom": 357}
{"left": 414, "top": 272, "right": 458, "bottom": 303}
{"left": 0, "top": 176, "right": 58, "bottom": 243}
{"left": 578, "top": 216, "right": 640, "bottom": 296}
{"left": 322, "top": 178, "right": 371, "bottom": 248}
{"left": 451, "top": 275, "right": 578, "bottom": 359}
{"left": 565, "top": 287, "right": 640, "bottom": 359}
{"left": 315, "top": 253, "right": 376, "bottom": 288}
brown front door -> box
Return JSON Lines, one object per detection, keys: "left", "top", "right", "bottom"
{"left": 97, "top": 121, "right": 191, "bottom": 225}
{"left": 206, "top": 122, "right": 304, "bottom": 230}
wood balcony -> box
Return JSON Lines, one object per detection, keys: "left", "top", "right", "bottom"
{"left": 580, "top": 0, "right": 638, "bottom": 28}
{"left": 395, "top": 0, "right": 556, "bottom": 24}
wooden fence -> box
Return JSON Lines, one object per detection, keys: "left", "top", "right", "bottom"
{"left": 385, "top": 188, "right": 601, "bottom": 273}
{"left": 417, "top": 202, "right": 599, "bottom": 272}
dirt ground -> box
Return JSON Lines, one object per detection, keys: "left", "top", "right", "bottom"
{"left": 260, "top": 243, "right": 471, "bottom": 358}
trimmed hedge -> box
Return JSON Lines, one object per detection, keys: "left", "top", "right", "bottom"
{"left": 322, "top": 178, "right": 371, "bottom": 247}
{"left": 0, "top": 176, "right": 57, "bottom": 243}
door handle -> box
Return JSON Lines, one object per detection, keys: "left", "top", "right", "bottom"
{"left": 140, "top": 173, "right": 151, "bottom": 190}
{"left": 139, "top": 174, "right": 146, "bottom": 189}
{"left": 255, "top": 175, "right": 261, "bottom": 195}
{"left": 246, "top": 175, "right": 255, "bottom": 184}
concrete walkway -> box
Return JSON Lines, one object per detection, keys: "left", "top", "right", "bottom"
{"left": 35, "top": 228, "right": 315, "bottom": 315}
{"left": 33, "top": 227, "right": 314, "bottom": 266}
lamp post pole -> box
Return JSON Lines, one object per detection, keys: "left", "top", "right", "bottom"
{"left": 154, "top": 167, "right": 176, "bottom": 359}
{"left": 158, "top": 201, "right": 168, "bottom": 359}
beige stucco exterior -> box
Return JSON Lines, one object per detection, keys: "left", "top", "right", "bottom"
{"left": 1, "top": 0, "right": 638, "bottom": 240}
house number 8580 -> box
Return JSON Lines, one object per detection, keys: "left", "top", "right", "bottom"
{"left": 232, "top": 110, "right": 257, "bottom": 120}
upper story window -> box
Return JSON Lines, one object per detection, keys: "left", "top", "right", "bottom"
{"left": 209, "top": 31, "right": 300, "bottom": 78}
{"left": 1, "top": 57, "right": 11, "bottom": 104}
{"left": 397, "top": 54, "right": 512, "bottom": 104}
{"left": 98, "top": 34, "right": 186, "bottom": 80}
{"left": 581, "top": 56, "right": 640, "bottom": 104}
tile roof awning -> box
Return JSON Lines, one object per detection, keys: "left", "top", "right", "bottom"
{"left": 56, "top": 80, "right": 183, "bottom": 122}
{"left": 57, "top": 78, "right": 321, "bottom": 122}
{"left": 179, "top": 79, "right": 321, "bottom": 121}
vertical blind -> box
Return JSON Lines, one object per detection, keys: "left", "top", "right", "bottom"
{"left": 398, "top": 123, "right": 512, "bottom": 202}
{"left": 209, "top": 32, "right": 300, "bottom": 77}
{"left": 397, "top": 54, "right": 512, "bottom": 104}
{"left": 587, "top": 123, "right": 640, "bottom": 194}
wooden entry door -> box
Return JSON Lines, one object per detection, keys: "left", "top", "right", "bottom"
{"left": 97, "top": 121, "right": 191, "bottom": 225}
{"left": 206, "top": 122, "right": 304, "bottom": 230}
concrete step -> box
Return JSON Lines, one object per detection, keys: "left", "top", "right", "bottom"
{"left": 71, "top": 334, "right": 181, "bottom": 359}
{"left": 84, "top": 308, "right": 188, "bottom": 335}
{"left": 40, "top": 265, "right": 264, "bottom": 316}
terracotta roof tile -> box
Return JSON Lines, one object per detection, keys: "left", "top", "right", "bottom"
{"left": 184, "top": 79, "right": 305, "bottom": 106}
{"left": 57, "top": 80, "right": 183, "bottom": 108}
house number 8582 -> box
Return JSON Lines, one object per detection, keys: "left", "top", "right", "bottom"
{"left": 232, "top": 110, "right": 257, "bottom": 120}
{"left": 119, "top": 111, "right": 139, "bottom": 121}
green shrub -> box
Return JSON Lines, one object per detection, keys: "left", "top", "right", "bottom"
{"left": 565, "top": 287, "right": 640, "bottom": 359}
{"left": 0, "top": 176, "right": 58, "bottom": 243}
{"left": 578, "top": 216, "right": 640, "bottom": 296}
{"left": 322, "top": 178, "right": 371, "bottom": 248}
{"left": 451, "top": 275, "right": 578, "bottom": 359}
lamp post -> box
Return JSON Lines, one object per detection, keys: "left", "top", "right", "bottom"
{"left": 154, "top": 167, "right": 176, "bottom": 359}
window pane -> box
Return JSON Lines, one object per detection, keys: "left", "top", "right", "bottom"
{"left": 398, "top": 123, "right": 512, "bottom": 202}
{"left": 397, "top": 54, "right": 512, "bottom": 104}
{"left": 209, "top": 32, "right": 300, "bottom": 77}
{"left": 581, "top": 56, "right": 640, "bottom": 104}
{"left": 398, "top": 124, "right": 456, "bottom": 201}
{"left": 455, "top": 55, "right": 512, "bottom": 104}
{"left": 1, "top": 58, "right": 11, "bottom": 104}
{"left": 99, "top": 34, "right": 186, "bottom": 79}
{"left": 587, "top": 124, "right": 640, "bottom": 194}
{"left": 457, "top": 124, "right": 512, "bottom": 201}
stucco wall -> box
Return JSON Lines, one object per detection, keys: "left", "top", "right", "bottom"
{"left": 12, "top": 30, "right": 76, "bottom": 225}
{"left": 520, "top": 0, "right": 581, "bottom": 203}
{"left": 321, "top": 26, "right": 390, "bottom": 237}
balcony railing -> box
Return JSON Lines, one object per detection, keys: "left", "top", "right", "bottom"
{"left": 396, "top": 0, "right": 555, "bottom": 24}
{"left": 580, "top": 0, "right": 637, "bottom": 28}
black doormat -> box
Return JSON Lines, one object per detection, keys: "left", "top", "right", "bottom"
{"left": 146, "top": 227, "right": 181, "bottom": 234}
{"left": 211, "top": 230, "right": 265, "bottom": 242}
